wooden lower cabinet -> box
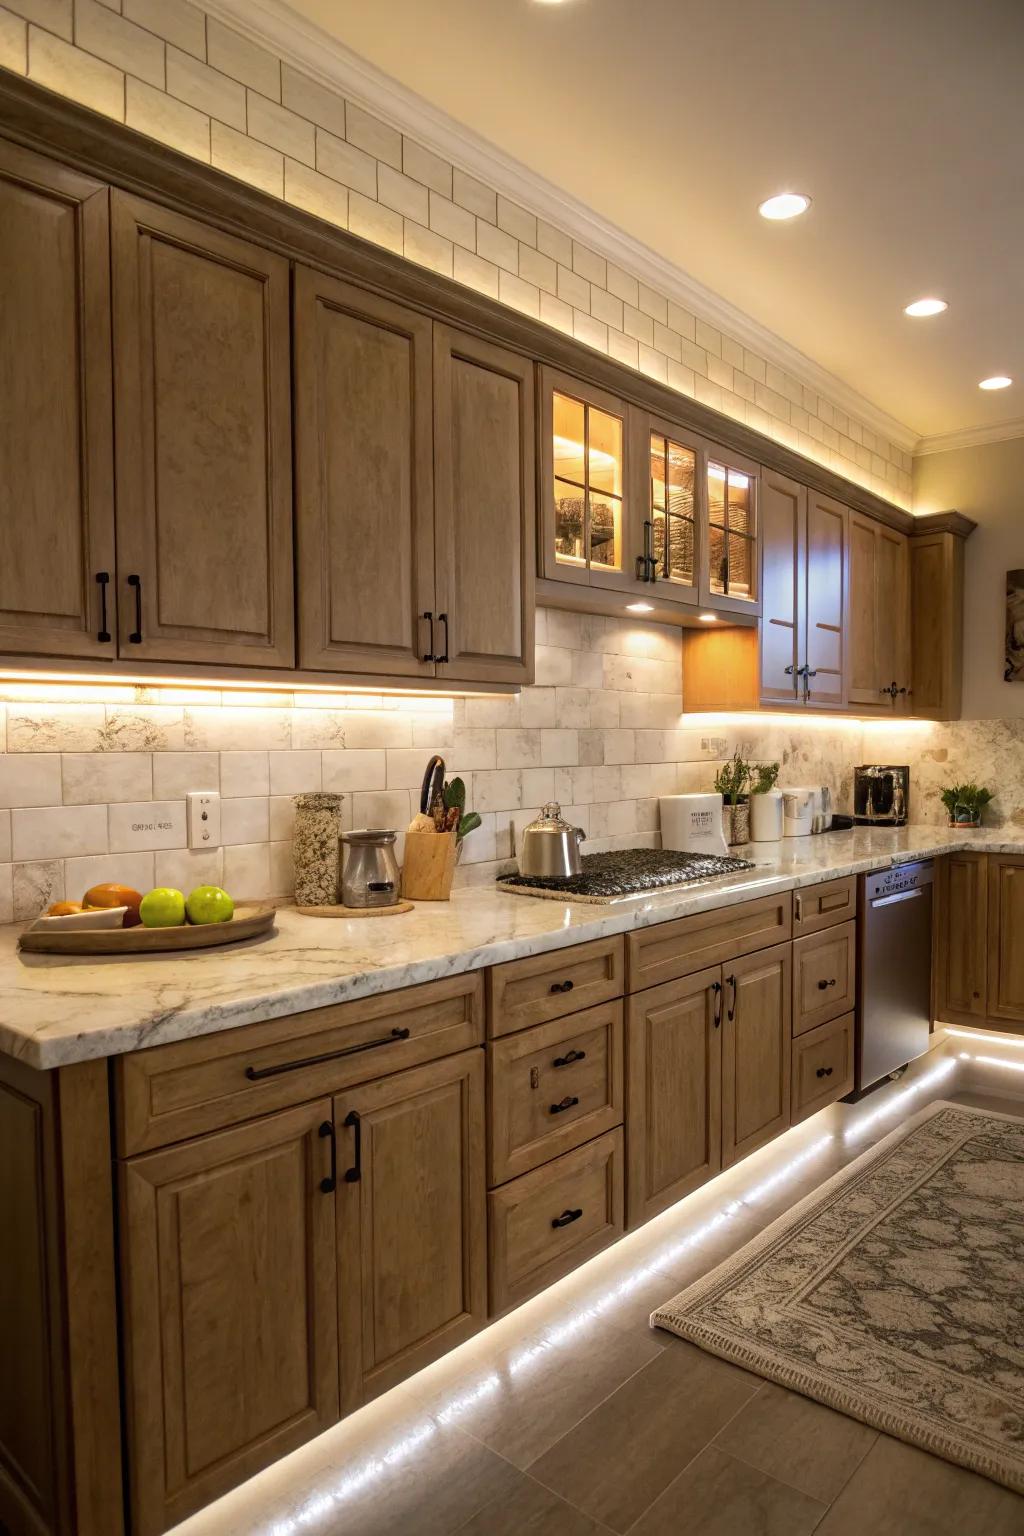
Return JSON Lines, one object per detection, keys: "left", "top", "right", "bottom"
{"left": 721, "top": 944, "right": 792, "bottom": 1169}
{"left": 792, "top": 1013, "right": 855, "bottom": 1124}
{"left": 987, "top": 856, "right": 1024, "bottom": 1025}
{"left": 335, "top": 1050, "right": 487, "bottom": 1411}
{"left": 935, "top": 852, "right": 989, "bottom": 1020}
{"left": 626, "top": 966, "right": 722, "bottom": 1226}
{"left": 120, "top": 1099, "right": 340, "bottom": 1536}
{"left": 792, "top": 920, "right": 857, "bottom": 1037}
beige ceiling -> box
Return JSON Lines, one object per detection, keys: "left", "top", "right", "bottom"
{"left": 286, "top": 0, "right": 1024, "bottom": 442}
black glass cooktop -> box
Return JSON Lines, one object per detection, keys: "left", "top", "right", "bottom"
{"left": 497, "top": 848, "right": 756, "bottom": 902}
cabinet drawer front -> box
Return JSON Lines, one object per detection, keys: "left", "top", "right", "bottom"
{"left": 793, "top": 921, "right": 857, "bottom": 1036}
{"left": 489, "top": 1002, "right": 623, "bottom": 1184}
{"left": 116, "top": 974, "right": 484, "bottom": 1154}
{"left": 488, "top": 935, "right": 625, "bottom": 1037}
{"left": 627, "top": 893, "right": 792, "bottom": 993}
{"left": 792, "top": 1013, "right": 854, "bottom": 1122}
{"left": 488, "top": 1129, "right": 624, "bottom": 1315}
{"left": 793, "top": 876, "right": 857, "bottom": 934}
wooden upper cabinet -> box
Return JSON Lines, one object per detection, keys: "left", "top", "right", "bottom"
{"left": 120, "top": 1100, "right": 339, "bottom": 1536}
{"left": 909, "top": 529, "right": 963, "bottom": 720}
{"left": 625, "top": 408, "right": 702, "bottom": 605}
{"left": 294, "top": 268, "right": 435, "bottom": 678}
{"left": 988, "top": 857, "right": 1024, "bottom": 1024}
{"left": 760, "top": 469, "right": 805, "bottom": 705}
{"left": 433, "top": 326, "right": 535, "bottom": 684}
{"left": 335, "top": 1049, "right": 487, "bottom": 1411}
{"left": 702, "top": 444, "right": 761, "bottom": 615}
{"left": 111, "top": 193, "right": 294, "bottom": 667}
{"left": 721, "top": 943, "right": 791, "bottom": 1168}
{"left": 0, "top": 141, "right": 115, "bottom": 661}
{"left": 541, "top": 367, "right": 628, "bottom": 591}
{"left": 848, "top": 511, "right": 911, "bottom": 712}
{"left": 804, "top": 490, "right": 846, "bottom": 708}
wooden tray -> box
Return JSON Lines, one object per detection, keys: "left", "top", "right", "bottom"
{"left": 297, "top": 901, "right": 414, "bottom": 918}
{"left": 19, "top": 903, "right": 276, "bottom": 956}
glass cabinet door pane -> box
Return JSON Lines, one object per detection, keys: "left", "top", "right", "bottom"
{"left": 553, "top": 477, "right": 586, "bottom": 565}
{"left": 708, "top": 461, "right": 727, "bottom": 528}
{"left": 550, "top": 387, "right": 625, "bottom": 577}
{"left": 727, "top": 469, "right": 753, "bottom": 535}
{"left": 728, "top": 532, "right": 755, "bottom": 599}
{"left": 589, "top": 492, "right": 621, "bottom": 570}
{"left": 553, "top": 393, "right": 586, "bottom": 483}
{"left": 708, "top": 523, "right": 727, "bottom": 594}
{"left": 649, "top": 432, "right": 695, "bottom": 586}
{"left": 589, "top": 409, "right": 623, "bottom": 496}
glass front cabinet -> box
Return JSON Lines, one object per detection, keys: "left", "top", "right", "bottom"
{"left": 540, "top": 367, "right": 761, "bottom": 615}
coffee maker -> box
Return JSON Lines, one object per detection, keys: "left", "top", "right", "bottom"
{"left": 853, "top": 765, "right": 910, "bottom": 826}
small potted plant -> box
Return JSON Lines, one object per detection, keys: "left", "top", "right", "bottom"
{"left": 940, "top": 782, "right": 994, "bottom": 829}
{"left": 749, "top": 761, "right": 783, "bottom": 842}
{"left": 715, "top": 751, "right": 751, "bottom": 845}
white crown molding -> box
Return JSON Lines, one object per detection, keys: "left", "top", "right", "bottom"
{"left": 914, "top": 417, "right": 1024, "bottom": 456}
{"left": 206, "top": 0, "right": 920, "bottom": 452}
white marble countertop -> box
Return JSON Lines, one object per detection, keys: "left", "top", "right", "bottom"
{"left": 3, "top": 826, "right": 1020, "bottom": 1069}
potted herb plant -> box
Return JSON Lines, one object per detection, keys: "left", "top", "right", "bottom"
{"left": 940, "top": 782, "right": 994, "bottom": 829}
{"left": 749, "top": 761, "right": 783, "bottom": 842}
{"left": 714, "top": 751, "right": 752, "bottom": 845}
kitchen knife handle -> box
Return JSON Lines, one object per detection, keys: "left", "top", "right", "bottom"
{"left": 419, "top": 754, "right": 446, "bottom": 815}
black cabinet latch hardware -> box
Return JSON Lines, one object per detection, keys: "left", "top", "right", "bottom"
{"left": 95, "top": 571, "right": 111, "bottom": 642}
{"left": 245, "top": 1027, "right": 410, "bottom": 1081}
{"left": 343, "top": 1109, "right": 361, "bottom": 1182}
{"left": 549, "top": 1095, "right": 579, "bottom": 1115}
{"left": 553, "top": 1048, "right": 586, "bottom": 1068}
{"left": 550, "top": 979, "right": 575, "bottom": 994}
{"left": 551, "top": 1207, "right": 583, "bottom": 1228}
{"left": 319, "top": 1120, "right": 337, "bottom": 1193}
{"left": 815, "top": 1065, "right": 834, "bottom": 1079}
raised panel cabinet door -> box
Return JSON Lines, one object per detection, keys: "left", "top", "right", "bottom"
{"left": 875, "top": 524, "right": 911, "bottom": 710}
{"left": 120, "top": 1099, "right": 339, "bottom": 1536}
{"left": 804, "top": 491, "right": 846, "bottom": 708}
{"left": 848, "top": 513, "right": 911, "bottom": 712}
{"left": 433, "top": 327, "right": 535, "bottom": 684}
{"left": 335, "top": 1049, "right": 487, "bottom": 1412}
{"left": 721, "top": 943, "right": 792, "bottom": 1168}
{"left": 759, "top": 468, "right": 805, "bottom": 705}
{"left": 988, "top": 856, "right": 1024, "bottom": 1023}
{"left": 294, "top": 268, "right": 436, "bottom": 677}
{"left": 0, "top": 140, "right": 115, "bottom": 661}
{"left": 909, "top": 530, "right": 964, "bottom": 721}
{"left": 936, "top": 852, "right": 988, "bottom": 1018}
{"left": 111, "top": 192, "right": 294, "bottom": 666}
{"left": 625, "top": 966, "right": 722, "bottom": 1227}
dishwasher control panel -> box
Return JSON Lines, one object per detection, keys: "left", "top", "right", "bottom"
{"left": 865, "top": 860, "right": 934, "bottom": 901}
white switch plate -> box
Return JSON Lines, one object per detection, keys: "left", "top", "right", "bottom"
{"left": 187, "top": 790, "right": 221, "bottom": 849}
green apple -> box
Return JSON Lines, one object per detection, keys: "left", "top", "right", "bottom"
{"left": 186, "top": 885, "right": 234, "bottom": 925}
{"left": 139, "top": 887, "right": 186, "bottom": 928}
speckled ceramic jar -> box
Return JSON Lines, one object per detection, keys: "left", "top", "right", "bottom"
{"left": 292, "top": 792, "right": 344, "bottom": 907}
{"left": 723, "top": 802, "right": 750, "bottom": 846}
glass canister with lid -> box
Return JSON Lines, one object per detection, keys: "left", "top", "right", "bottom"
{"left": 341, "top": 829, "right": 401, "bottom": 909}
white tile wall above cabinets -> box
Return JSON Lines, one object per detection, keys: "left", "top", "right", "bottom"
{"left": 0, "top": 0, "right": 914, "bottom": 506}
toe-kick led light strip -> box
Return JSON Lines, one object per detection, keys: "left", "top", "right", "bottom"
{"left": 842, "top": 1057, "right": 956, "bottom": 1143}
{"left": 946, "top": 1027, "right": 1024, "bottom": 1048}
{"left": 962, "top": 1052, "right": 1024, "bottom": 1074}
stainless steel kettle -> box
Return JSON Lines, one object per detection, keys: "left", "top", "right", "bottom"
{"left": 518, "top": 802, "right": 586, "bottom": 879}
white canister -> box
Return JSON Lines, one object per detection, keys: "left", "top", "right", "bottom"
{"left": 782, "top": 787, "right": 816, "bottom": 837}
{"left": 749, "top": 790, "right": 784, "bottom": 842}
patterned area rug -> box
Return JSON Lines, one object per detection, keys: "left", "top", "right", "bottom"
{"left": 652, "top": 1101, "right": 1024, "bottom": 1493}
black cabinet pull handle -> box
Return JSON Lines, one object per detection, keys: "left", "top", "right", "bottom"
{"left": 551, "top": 1207, "right": 582, "bottom": 1228}
{"left": 711, "top": 979, "right": 722, "bottom": 1029}
{"left": 244, "top": 1026, "right": 410, "bottom": 1081}
{"left": 95, "top": 571, "right": 111, "bottom": 642}
{"left": 553, "top": 1048, "right": 586, "bottom": 1067}
{"left": 817, "top": 978, "right": 837, "bottom": 990}
{"left": 726, "top": 973, "right": 737, "bottom": 1022}
{"left": 422, "top": 610, "right": 436, "bottom": 662}
{"left": 343, "top": 1109, "right": 361, "bottom": 1182}
{"left": 436, "top": 612, "right": 449, "bottom": 663}
{"left": 319, "top": 1120, "right": 337, "bottom": 1193}
{"left": 550, "top": 1095, "right": 579, "bottom": 1115}
{"left": 127, "top": 573, "right": 142, "bottom": 643}
{"left": 816, "top": 1066, "right": 834, "bottom": 1079}
{"left": 550, "top": 979, "right": 575, "bottom": 994}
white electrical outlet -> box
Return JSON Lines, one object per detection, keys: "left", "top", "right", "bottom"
{"left": 187, "top": 790, "right": 221, "bottom": 849}
{"left": 700, "top": 736, "right": 729, "bottom": 757}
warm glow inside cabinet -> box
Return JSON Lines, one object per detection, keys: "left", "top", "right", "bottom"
{"left": 541, "top": 367, "right": 631, "bottom": 592}
{"left": 702, "top": 445, "right": 761, "bottom": 615}
{"left": 626, "top": 408, "right": 702, "bottom": 606}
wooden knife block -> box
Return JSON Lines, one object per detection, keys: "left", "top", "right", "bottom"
{"left": 401, "top": 830, "right": 458, "bottom": 900}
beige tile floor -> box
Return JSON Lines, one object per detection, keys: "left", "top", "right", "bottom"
{"left": 171, "top": 1054, "right": 1024, "bottom": 1536}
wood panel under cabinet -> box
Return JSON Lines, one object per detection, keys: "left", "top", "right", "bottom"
{"left": 293, "top": 268, "right": 435, "bottom": 678}
{"left": 488, "top": 1002, "right": 623, "bottom": 1185}
{"left": 792, "top": 920, "right": 857, "bottom": 1036}
{"left": 488, "top": 935, "right": 625, "bottom": 1037}
{"left": 488, "top": 1128, "right": 624, "bottom": 1315}
{"left": 433, "top": 325, "right": 535, "bottom": 684}
{"left": 115, "top": 973, "right": 484, "bottom": 1155}
{"left": 120, "top": 1099, "right": 340, "bottom": 1536}
{"left": 792, "top": 1013, "right": 855, "bottom": 1123}
{"left": 334, "top": 1050, "right": 487, "bottom": 1411}
{"left": 847, "top": 512, "right": 911, "bottom": 712}
{"left": 0, "top": 139, "right": 115, "bottom": 662}
{"left": 935, "top": 853, "right": 989, "bottom": 1020}
{"left": 626, "top": 966, "right": 722, "bottom": 1227}
{"left": 721, "top": 943, "right": 791, "bottom": 1168}
{"left": 987, "top": 856, "right": 1024, "bottom": 1024}
{"left": 627, "top": 892, "right": 792, "bottom": 992}
{"left": 111, "top": 192, "right": 294, "bottom": 667}
{"left": 793, "top": 876, "right": 857, "bottom": 935}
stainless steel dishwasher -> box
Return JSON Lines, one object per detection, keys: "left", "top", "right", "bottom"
{"left": 855, "top": 860, "right": 934, "bottom": 1093}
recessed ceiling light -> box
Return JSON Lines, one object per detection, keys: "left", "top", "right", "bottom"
{"left": 698, "top": 612, "right": 718, "bottom": 622}
{"left": 979, "top": 375, "right": 1013, "bottom": 390}
{"left": 626, "top": 601, "right": 654, "bottom": 613}
{"left": 904, "top": 297, "right": 947, "bottom": 318}
{"left": 758, "top": 192, "right": 811, "bottom": 221}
